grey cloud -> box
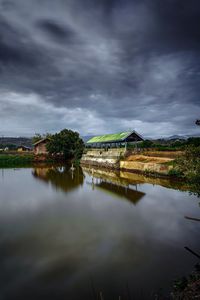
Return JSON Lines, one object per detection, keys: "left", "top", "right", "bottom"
{"left": 0, "top": 0, "right": 200, "bottom": 137}
{"left": 37, "top": 19, "right": 77, "bottom": 43}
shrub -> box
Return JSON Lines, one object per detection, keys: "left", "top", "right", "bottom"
{"left": 173, "top": 146, "right": 200, "bottom": 196}
{"left": 0, "top": 154, "right": 34, "bottom": 167}
{"left": 46, "top": 129, "right": 84, "bottom": 161}
{"left": 168, "top": 168, "right": 183, "bottom": 177}
{"left": 175, "top": 146, "right": 200, "bottom": 182}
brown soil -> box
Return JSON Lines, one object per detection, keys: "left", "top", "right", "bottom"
{"left": 125, "top": 154, "right": 174, "bottom": 164}
{"left": 143, "top": 150, "right": 184, "bottom": 158}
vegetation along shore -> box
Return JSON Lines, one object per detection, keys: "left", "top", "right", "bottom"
{"left": 0, "top": 130, "right": 200, "bottom": 196}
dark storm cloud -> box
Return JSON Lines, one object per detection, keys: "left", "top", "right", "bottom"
{"left": 0, "top": 19, "right": 36, "bottom": 66}
{"left": 37, "top": 20, "right": 76, "bottom": 43}
{"left": 0, "top": 0, "right": 200, "bottom": 136}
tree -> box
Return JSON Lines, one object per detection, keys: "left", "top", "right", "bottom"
{"left": 186, "top": 137, "right": 200, "bottom": 147}
{"left": 32, "top": 133, "right": 52, "bottom": 144}
{"left": 140, "top": 140, "right": 154, "bottom": 148}
{"left": 46, "top": 129, "right": 84, "bottom": 161}
{"left": 32, "top": 133, "right": 43, "bottom": 144}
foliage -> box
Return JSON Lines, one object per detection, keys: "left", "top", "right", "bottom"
{"left": 173, "top": 277, "right": 188, "bottom": 292}
{"left": 186, "top": 137, "right": 200, "bottom": 147}
{"left": 172, "top": 264, "right": 200, "bottom": 299}
{"left": 175, "top": 146, "right": 200, "bottom": 181}
{"left": 136, "top": 137, "right": 200, "bottom": 151}
{"left": 0, "top": 143, "right": 17, "bottom": 150}
{"left": 0, "top": 154, "right": 34, "bottom": 167}
{"left": 6, "top": 144, "right": 18, "bottom": 150}
{"left": 32, "top": 133, "right": 52, "bottom": 144}
{"left": 154, "top": 145, "right": 180, "bottom": 151}
{"left": 46, "top": 129, "right": 84, "bottom": 161}
{"left": 32, "top": 133, "right": 44, "bottom": 144}
{"left": 168, "top": 168, "right": 183, "bottom": 177}
{"left": 174, "top": 146, "right": 200, "bottom": 196}
{"left": 139, "top": 140, "right": 154, "bottom": 148}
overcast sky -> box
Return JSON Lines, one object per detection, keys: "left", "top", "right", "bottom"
{"left": 0, "top": 0, "right": 200, "bottom": 138}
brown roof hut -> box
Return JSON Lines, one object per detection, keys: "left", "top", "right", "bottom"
{"left": 17, "top": 145, "right": 32, "bottom": 152}
{"left": 33, "top": 138, "right": 49, "bottom": 155}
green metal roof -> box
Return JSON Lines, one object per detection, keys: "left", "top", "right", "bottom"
{"left": 86, "top": 131, "right": 132, "bottom": 144}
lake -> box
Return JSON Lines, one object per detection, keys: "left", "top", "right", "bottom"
{"left": 0, "top": 166, "right": 199, "bottom": 299}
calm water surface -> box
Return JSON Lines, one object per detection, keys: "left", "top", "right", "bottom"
{"left": 0, "top": 166, "right": 199, "bottom": 299}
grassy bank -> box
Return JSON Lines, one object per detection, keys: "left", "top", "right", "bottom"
{"left": 0, "top": 153, "right": 74, "bottom": 168}
{"left": 0, "top": 154, "right": 34, "bottom": 167}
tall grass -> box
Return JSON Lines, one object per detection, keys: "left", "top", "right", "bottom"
{"left": 0, "top": 154, "right": 34, "bottom": 167}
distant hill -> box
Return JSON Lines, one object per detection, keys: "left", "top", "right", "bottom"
{"left": 165, "top": 135, "right": 188, "bottom": 140}
{"left": 166, "top": 134, "right": 200, "bottom": 140}
{"left": 0, "top": 136, "right": 92, "bottom": 148}
{"left": 0, "top": 137, "right": 32, "bottom": 148}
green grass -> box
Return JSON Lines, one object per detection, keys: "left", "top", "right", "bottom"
{"left": 0, "top": 154, "right": 34, "bottom": 167}
{"left": 161, "top": 160, "right": 175, "bottom": 166}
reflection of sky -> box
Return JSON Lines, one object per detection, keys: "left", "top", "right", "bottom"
{"left": 0, "top": 168, "right": 199, "bottom": 299}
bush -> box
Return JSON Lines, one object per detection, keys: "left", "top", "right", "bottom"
{"left": 186, "top": 137, "right": 200, "bottom": 147}
{"left": 0, "top": 154, "right": 34, "bottom": 167}
{"left": 139, "top": 140, "right": 154, "bottom": 148}
{"left": 175, "top": 146, "right": 200, "bottom": 182}
{"left": 168, "top": 168, "right": 183, "bottom": 177}
{"left": 173, "top": 146, "right": 200, "bottom": 196}
{"left": 46, "top": 129, "right": 84, "bottom": 161}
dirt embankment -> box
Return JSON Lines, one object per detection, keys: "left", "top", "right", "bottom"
{"left": 142, "top": 150, "right": 184, "bottom": 158}
{"left": 125, "top": 154, "right": 174, "bottom": 164}
{"left": 120, "top": 152, "right": 180, "bottom": 174}
{"left": 81, "top": 149, "right": 183, "bottom": 175}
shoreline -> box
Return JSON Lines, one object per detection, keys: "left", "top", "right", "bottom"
{"left": 80, "top": 161, "right": 183, "bottom": 181}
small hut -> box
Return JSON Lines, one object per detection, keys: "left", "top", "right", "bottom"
{"left": 17, "top": 145, "right": 32, "bottom": 152}
{"left": 33, "top": 138, "right": 49, "bottom": 155}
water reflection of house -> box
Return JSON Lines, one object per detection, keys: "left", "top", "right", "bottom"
{"left": 95, "top": 180, "right": 145, "bottom": 205}
{"left": 83, "top": 166, "right": 145, "bottom": 205}
{"left": 33, "top": 138, "right": 49, "bottom": 155}
{"left": 83, "top": 165, "right": 188, "bottom": 193}
{"left": 32, "top": 166, "right": 84, "bottom": 193}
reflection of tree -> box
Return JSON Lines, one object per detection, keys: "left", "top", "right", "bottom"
{"left": 32, "top": 166, "right": 84, "bottom": 193}
{"left": 189, "top": 182, "right": 200, "bottom": 198}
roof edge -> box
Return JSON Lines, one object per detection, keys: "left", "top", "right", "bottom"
{"left": 33, "top": 137, "right": 50, "bottom": 146}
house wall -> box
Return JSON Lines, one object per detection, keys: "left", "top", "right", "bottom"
{"left": 17, "top": 147, "right": 30, "bottom": 152}
{"left": 34, "top": 142, "right": 48, "bottom": 155}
